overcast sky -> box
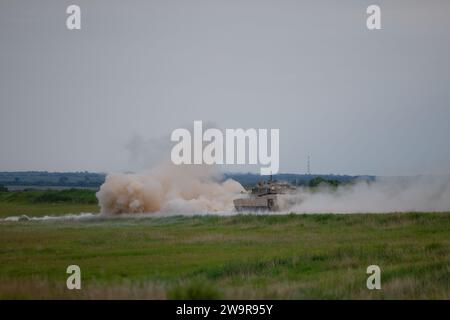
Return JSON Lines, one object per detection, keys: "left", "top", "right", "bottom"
{"left": 1, "top": 0, "right": 449, "bottom": 176}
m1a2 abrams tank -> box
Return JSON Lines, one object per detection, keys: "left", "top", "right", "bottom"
{"left": 233, "top": 176, "right": 297, "bottom": 212}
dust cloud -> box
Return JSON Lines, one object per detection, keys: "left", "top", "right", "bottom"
{"left": 279, "top": 176, "right": 450, "bottom": 213}
{"left": 96, "top": 164, "right": 244, "bottom": 215}
{"left": 97, "top": 162, "right": 450, "bottom": 215}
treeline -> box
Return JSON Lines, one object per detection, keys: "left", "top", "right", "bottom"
{"left": 0, "top": 171, "right": 106, "bottom": 188}
{"left": 0, "top": 171, "right": 375, "bottom": 190}
{"left": 224, "top": 173, "right": 374, "bottom": 189}
{"left": 0, "top": 188, "right": 98, "bottom": 204}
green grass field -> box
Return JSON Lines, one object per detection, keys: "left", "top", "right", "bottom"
{"left": 0, "top": 189, "right": 99, "bottom": 218}
{"left": 0, "top": 190, "right": 448, "bottom": 300}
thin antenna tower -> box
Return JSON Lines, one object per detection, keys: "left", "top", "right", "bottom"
{"left": 307, "top": 155, "right": 311, "bottom": 175}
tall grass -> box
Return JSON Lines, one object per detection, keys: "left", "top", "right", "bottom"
{"left": 0, "top": 212, "right": 448, "bottom": 299}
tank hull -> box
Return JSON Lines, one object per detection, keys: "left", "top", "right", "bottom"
{"left": 233, "top": 178, "right": 296, "bottom": 212}
{"left": 233, "top": 194, "right": 279, "bottom": 211}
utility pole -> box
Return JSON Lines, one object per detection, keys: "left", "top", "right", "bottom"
{"left": 307, "top": 155, "right": 311, "bottom": 175}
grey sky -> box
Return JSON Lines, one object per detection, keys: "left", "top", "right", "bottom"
{"left": 1, "top": 0, "right": 449, "bottom": 175}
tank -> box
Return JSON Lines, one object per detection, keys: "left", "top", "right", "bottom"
{"left": 233, "top": 176, "right": 297, "bottom": 211}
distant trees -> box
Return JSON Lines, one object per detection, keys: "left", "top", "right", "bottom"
{"left": 0, "top": 185, "right": 8, "bottom": 192}
{"left": 308, "top": 177, "right": 341, "bottom": 188}
{"left": 58, "top": 176, "right": 69, "bottom": 185}
{"left": 33, "top": 189, "right": 97, "bottom": 204}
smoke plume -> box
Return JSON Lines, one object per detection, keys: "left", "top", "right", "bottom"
{"left": 97, "top": 162, "right": 450, "bottom": 215}
{"left": 279, "top": 176, "right": 450, "bottom": 213}
{"left": 96, "top": 163, "right": 244, "bottom": 215}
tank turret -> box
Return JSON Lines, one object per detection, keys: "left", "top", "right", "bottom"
{"left": 233, "top": 177, "right": 296, "bottom": 211}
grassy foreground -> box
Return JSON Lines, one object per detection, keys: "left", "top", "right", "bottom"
{"left": 0, "top": 212, "right": 448, "bottom": 299}
{"left": 0, "top": 189, "right": 99, "bottom": 218}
